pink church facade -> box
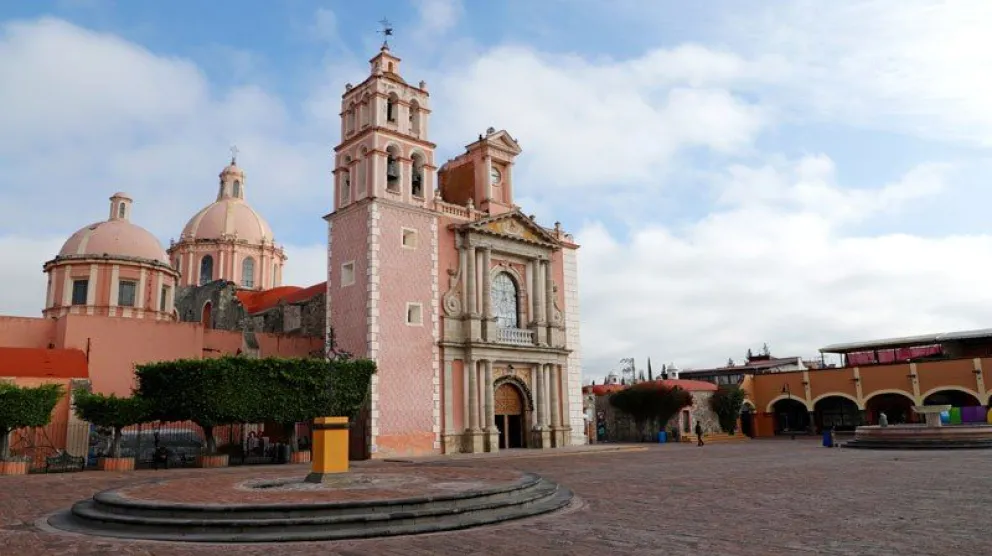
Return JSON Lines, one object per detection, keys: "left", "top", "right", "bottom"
{"left": 326, "top": 45, "right": 585, "bottom": 457}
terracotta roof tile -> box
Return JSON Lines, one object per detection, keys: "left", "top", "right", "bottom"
{"left": 0, "top": 348, "right": 88, "bottom": 379}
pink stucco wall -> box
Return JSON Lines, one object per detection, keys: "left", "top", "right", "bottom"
{"left": 328, "top": 204, "right": 370, "bottom": 357}
{"left": 551, "top": 249, "right": 566, "bottom": 309}
{"left": 374, "top": 203, "right": 438, "bottom": 456}
{"left": 0, "top": 316, "right": 56, "bottom": 347}
{"left": 1, "top": 314, "right": 321, "bottom": 398}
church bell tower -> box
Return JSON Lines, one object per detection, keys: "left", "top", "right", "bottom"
{"left": 325, "top": 30, "right": 442, "bottom": 458}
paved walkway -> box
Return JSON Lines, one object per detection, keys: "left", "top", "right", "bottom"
{"left": 3, "top": 440, "right": 989, "bottom": 555}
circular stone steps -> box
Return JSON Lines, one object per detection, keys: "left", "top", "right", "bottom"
{"left": 46, "top": 471, "right": 573, "bottom": 543}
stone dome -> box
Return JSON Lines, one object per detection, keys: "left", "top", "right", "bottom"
{"left": 180, "top": 199, "right": 275, "bottom": 243}
{"left": 58, "top": 193, "right": 169, "bottom": 264}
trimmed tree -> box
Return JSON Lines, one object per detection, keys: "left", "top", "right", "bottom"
{"left": 135, "top": 358, "right": 248, "bottom": 454}
{"left": 135, "top": 356, "right": 378, "bottom": 455}
{"left": 610, "top": 383, "right": 694, "bottom": 441}
{"left": 248, "top": 357, "right": 376, "bottom": 452}
{"left": 72, "top": 390, "right": 151, "bottom": 458}
{"left": 709, "top": 385, "right": 747, "bottom": 434}
{"left": 0, "top": 383, "right": 63, "bottom": 461}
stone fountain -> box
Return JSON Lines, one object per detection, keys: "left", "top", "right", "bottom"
{"left": 845, "top": 405, "right": 992, "bottom": 450}
{"left": 45, "top": 417, "right": 574, "bottom": 543}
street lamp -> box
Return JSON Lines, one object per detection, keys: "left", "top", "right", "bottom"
{"left": 781, "top": 384, "right": 796, "bottom": 440}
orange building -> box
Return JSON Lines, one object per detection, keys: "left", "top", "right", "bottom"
{"left": 744, "top": 329, "right": 992, "bottom": 437}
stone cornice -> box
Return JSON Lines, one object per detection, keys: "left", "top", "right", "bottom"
{"left": 43, "top": 255, "right": 179, "bottom": 277}
{"left": 335, "top": 126, "right": 437, "bottom": 153}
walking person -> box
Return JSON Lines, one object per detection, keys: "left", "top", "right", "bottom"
{"left": 695, "top": 421, "right": 704, "bottom": 446}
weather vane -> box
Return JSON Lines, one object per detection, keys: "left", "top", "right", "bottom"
{"left": 378, "top": 18, "right": 393, "bottom": 48}
{"left": 229, "top": 145, "right": 239, "bottom": 164}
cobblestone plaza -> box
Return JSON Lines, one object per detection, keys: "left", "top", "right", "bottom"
{"left": 2, "top": 440, "right": 988, "bottom": 555}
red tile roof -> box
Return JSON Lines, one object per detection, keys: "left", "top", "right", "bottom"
{"left": 583, "top": 379, "right": 718, "bottom": 396}
{"left": 236, "top": 282, "right": 325, "bottom": 314}
{"left": 0, "top": 347, "right": 88, "bottom": 379}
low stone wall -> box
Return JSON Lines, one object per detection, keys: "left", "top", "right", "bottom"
{"left": 593, "top": 390, "right": 722, "bottom": 442}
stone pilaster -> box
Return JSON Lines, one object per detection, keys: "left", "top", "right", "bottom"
{"left": 481, "top": 247, "right": 493, "bottom": 341}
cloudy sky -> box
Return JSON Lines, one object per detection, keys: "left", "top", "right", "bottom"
{"left": 3, "top": 0, "right": 992, "bottom": 379}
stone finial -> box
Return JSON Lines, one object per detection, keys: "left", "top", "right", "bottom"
{"left": 345, "top": 83, "right": 353, "bottom": 91}
{"left": 419, "top": 80, "right": 427, "bottom": 89}
{"left": 554, "top": 221, "right": 562, "bottom": 234}
{"left": 486, "top": 127, "right": 496, "bottom": 135}
{"left": 466, "top": 198, "right": 475, "bottom": 210}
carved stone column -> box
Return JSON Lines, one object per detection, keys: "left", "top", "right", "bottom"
{"left": 533, "top": 364, "right": 544, "bottom": 428}
{"left": 532, "top": 257, "right": 547, "bottom": 345}
{"left": 467, "top": 359, "right": 479, "bottom": 431}
{"left": 465, "top": 242, "right": 477, "bottom": 315}
{"left": 464, "top": 239, "right": 482, "bottom": 342}
{"left": 464, "top": 357, "right": 484, "bottom": 453}
{"left": 543, "top": 259, "right": 556, "bottom": 346}
{"left": 532, "top": 363, "right": 552, "bottom": 449}
{"left": 481, "top": 247, "right": 493, "bottom": 341}
{"left": 483, "top": 359, "right": 499, "bottom": 452}
{"left": 549, "top": 364, "right": 565, "bottom": 447}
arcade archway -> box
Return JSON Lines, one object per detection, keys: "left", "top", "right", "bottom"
{"left": 865, "top": 392, "right": 915, "bottom": 424}
{"left": 772, "top": 399, "right": 809, "bottom": 434}
{"left": 923, "top": 389, "right": 981, "bottom": 407}
{"left": 813, "top": 396, "right": 861, "bottom": 432}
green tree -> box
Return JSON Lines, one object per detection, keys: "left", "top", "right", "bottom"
{"left": 0, "top": 383, "right": 63, "bottom": 461}
{"left": 135, "top": 358, "right": 247, "bottom": 454}
{"left": 135, "top": 356, "right": 377, "bottom": 454}
{"left": 709, "top": 385, "right": 747, "bottom": 434}
{"left": 72, "top": 390, "right": 151, "bottom": 458}
{"left": 610, "top": 383, "right": 693, "bottom": 441}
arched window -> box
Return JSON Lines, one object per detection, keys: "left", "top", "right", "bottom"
{"left": 340, "top": 156, "right": 352, "bottom": 203}
{"left": 347, "top": 101, "right": 356, "bottom": 133}
{"left": 411, "top": 152, "right": 425, "bottom": 197}
{"left": 491, "top": 272, "right": 519, "bottom": 329}
{"left": 386, "top": 146, "right": 400, "bottom": 191}
{"left": 233, "top": 180, "right": 241, "bottom": 198}
{"left": 118, "top": 202, "right": 126, "bottom": 219}
{"left": 409, "top": 99, "right": 421, "bottom": 135}
{"left": 199, "top": 255, "right": 214, "bottom": 285}
{"left": 386, "top": 93, "right": 398, "bottom": 122}
{"left": 241, "top": 257, "right": 255, "bottom": 288}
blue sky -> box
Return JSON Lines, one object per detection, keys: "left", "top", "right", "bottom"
{"left": 3, "top": 0, "right": 992, "bottom": 378}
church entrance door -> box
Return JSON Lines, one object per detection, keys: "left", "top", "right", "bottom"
{"left": 495, "top": 383, "right": 525, "bottom": 449}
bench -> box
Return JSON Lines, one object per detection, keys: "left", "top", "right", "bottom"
{"left": 145, "top": 447, "right": 191, "bottom": 470}
{"left": 45, "top": 451, "right": 86, "bottom": 473}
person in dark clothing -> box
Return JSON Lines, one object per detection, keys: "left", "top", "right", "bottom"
{"left": 695, "top": 422, "right": 704, "bottom": 446}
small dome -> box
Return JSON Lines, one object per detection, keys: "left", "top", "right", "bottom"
{"left": 59, "top": 219, "right": 169, "bottom": 264}
{"left": 181, "top": 199, "right": 274, "bottom": 244}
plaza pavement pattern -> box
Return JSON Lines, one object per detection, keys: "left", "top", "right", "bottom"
{"left": 1, "top": 439, "right": 988, "bottom": 555}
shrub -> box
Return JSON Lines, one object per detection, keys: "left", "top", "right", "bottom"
{"left": 72, "top": 391, "right": 151, "bottom": 458}
{"left": 709, "top": 385, "right": 747, "bottom": 434}
{"left": 0, "top": 383, "right": 63, "bottom": 461}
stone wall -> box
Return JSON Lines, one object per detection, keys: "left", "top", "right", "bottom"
{"left": 593, "top": 390, "right": 721, "bottom": 442}
{"left": 175, "top": 281, "right": 326, "bottom": 340}
{"left": 175, "top": 280, "right": 243, "bottom": 330}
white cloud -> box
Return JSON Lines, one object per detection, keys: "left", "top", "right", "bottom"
{"left": 412, "top": 0, "right": 463, "bottom": 37}
{"left": 577, "top": 157, "right": 992, "bottom": 373}
{"left": 727, "top": 0, "right": 992, "bottom": 144}
{"left": 432, "top": 45, "right": 768, "bottom": 189}
{"left": 0, "top": 236, "right": 64, "bottom": 317}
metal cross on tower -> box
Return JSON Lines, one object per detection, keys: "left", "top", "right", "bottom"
{"left": 378, "top": 18, "right": 394, "bottom": 48}
{"left": 229, "top": 145, "right": 239, "bottom": 164}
